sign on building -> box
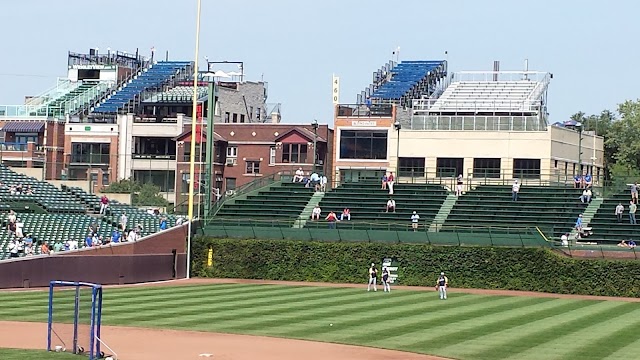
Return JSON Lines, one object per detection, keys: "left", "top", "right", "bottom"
{"left": 382, "top": 257, "right": 399, "bottom": 284}
{"left": 351, "top": 120, "right": 377, "bottom": 127}
{"left": 332, "top": 75, "right": 340, "bottom": 105}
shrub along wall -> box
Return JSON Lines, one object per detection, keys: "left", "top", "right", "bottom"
{"left": 192, "top": 237, "right": 640, "bottom": 298}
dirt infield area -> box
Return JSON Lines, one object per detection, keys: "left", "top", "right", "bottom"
{"left": 0, "top": 321, "right": 446, "bottom": 360}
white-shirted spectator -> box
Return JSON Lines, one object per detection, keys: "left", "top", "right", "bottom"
{"left": 320, "top": 175, "right": 328, "bottom": 192}
{"left": 411, "top": 211, "right": 420, "bottom": 232}
{"left": 127, "top": 229, "right": 137, "bottom": 242}
{"left": 120, "top": 213, "right": 128, "bottom": 231}
{"left": 8, "top": 239, "right": 19, "bottom": 258}
{"left": 386, "top": 198, "right": 396, "bottom": 213}
{"left": 387, "top": 172, "right": 396, "bottom": 195}
{"left": 293, "top": 167, "right": 304, "bottom": 182}
{"left": 616, "top": 203, "right": 625, "bottom": 223}
{"left": 456, "top": 175, "right": 463, "bottom": 197}
{"left": 7, "top": 210, "right": 16, "bottom": 225}
{"left": 310, "top": 172, "right": 320, "bottom": 191}
{"left": 560, "top": 233, "right": 569, "bottom": 247}
{"left": 15, "top": 220, "right": 24, "bottom": 238}
{"left": 512, "top": 180, "right": 521, "bottom": 201}
{"left": 580, "top": 189, "right": 592, "bottom": 203}
{"left": 340, "top": 208, "right": 351, "bottom": 221}
{"left": 311, "top": 205, "right": 321, "bottom": 221}
{"left": 24, "top": 243, "right": 33, "bottom": 256}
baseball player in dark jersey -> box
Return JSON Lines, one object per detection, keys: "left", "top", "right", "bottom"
{"left": 381, "top": 266, "right": 391, "bottom": 292}
{"left": 367, "top": 263, "right": 378, "bottom": 292}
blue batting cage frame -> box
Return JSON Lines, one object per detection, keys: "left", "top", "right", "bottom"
{"left": 47, "top": 281, "right": 103, "bottom": 360}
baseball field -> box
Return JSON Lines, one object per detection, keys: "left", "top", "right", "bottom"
{"left": 1, "top": 279, "right": 640, "bottom": 360}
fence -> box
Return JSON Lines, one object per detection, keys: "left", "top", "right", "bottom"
{"left": 204, "top": 218, "right": 548, "bottom": 247}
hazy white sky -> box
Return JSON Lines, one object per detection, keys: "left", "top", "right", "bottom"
{"left": 0, "top": 0, "right": 638, "bottom": 124}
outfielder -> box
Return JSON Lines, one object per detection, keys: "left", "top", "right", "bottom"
{"left": 367, "top": 263, "right": 378, "bottom": 292}
{"left": 382, "top": 266, "right": 391, "bottom": 292}
{"left": 436, "top": 272, "right": 448, "bottom": 300}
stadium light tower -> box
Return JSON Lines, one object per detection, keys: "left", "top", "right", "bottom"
{"left": 186, "top": 0, "right": 203, "bottom": 280}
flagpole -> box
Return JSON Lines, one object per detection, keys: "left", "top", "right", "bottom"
{"left": 187, "top": 0, "right": 202, "bottom": 280}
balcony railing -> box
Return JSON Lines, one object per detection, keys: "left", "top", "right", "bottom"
{"left": 133, "top": 117, "right": 179, "bottom": 124}
{"left": 70, "top": 154, "right": 111, "bottom": 164}
{"left": 336, "top": 104, "right": 393, "bottom": 118}
{"left": 132, "top": 154, "right": 176, "bottom": 160}
{"left": 0, "top": 142, "right": 29, "bottom": 152}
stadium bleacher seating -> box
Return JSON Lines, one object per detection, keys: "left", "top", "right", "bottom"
{"left": 370, "top": 60, "right": 445, "bottom": 102}
{"left": 215, "top": 182, "right": 315, "bottom": 226}
{"left": 306, "top": 182, "right": 448, "bottom": 231}
{"left": 93, "top": 61, "right": 191, "bottom": 113}
{"left": 144, "top": 86, "right": 208, "bottom": 103}
{"left": 587, "top": 191, "right": 640, "bottom": 243}
{"left": 0, "top": 165, "right": 176, "bottom": 260}
{"left": 429, "top": 80, "right": 539, "bottom": 113}
{"left": 443, "top": 185, "right": 584, "bottom": 236}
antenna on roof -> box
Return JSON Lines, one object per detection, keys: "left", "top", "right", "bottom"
{"left": 493, "top": 61, "right": 500, "bottom": 81}
{"left": 523, "top": 59, "right": 529, "bottom": 80}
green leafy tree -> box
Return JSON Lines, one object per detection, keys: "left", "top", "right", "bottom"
{"left": 102, "top": 179, "right": 168, "bottom": 207}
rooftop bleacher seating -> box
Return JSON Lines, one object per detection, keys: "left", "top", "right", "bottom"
{"left": 429, "top": 80, "right": 539, "bottom": 113}
{"left": 93, "top": 61, "right": 191, "bottom": 113}
{"left": 370, "top": 60, "right": 445, "bottom": 102}
{"left": 443, "top": 185, "right": 585, "bottom": 236}
{"left": 143, "top": 86, "right": 208, "bottom": 103}
{"left": 214, "top": 182, "right": 315, "bottom": 226}
{"left": 587, "top": 191, "right": 640, "bottom": 243}
{"left": 306, "top": 183, "right": 448, "bottom": 231}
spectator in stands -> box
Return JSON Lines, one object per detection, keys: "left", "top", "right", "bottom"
{"left": 112, "top": 229, "right": 121, "bottom": 243}
{"left": 311, "top": 205, "right": 322, "bottom": 221}
{"left": 381, "top": 173, "right": 388, "bottom": 190}
{"left": 63, "top": 241, "right": 70, "bottom": 251}
{"left": 23, "top": 233, "right": 33, "bottom": 248}
{"left": 92, "top": 233, "right": 101, "bottom": 246}
{"left": 40, "top": 242, "right": 50, "bottom": 255}
{"left": 560, "top": 233, "right": 569, "bottom": 247}
{"left": 573, "top": 174, "right": 583, "bottom": 189}
{"left": 7, "top": 210, "right": 16, "bottom": 226}
{"left": 325, "top": 211, "right": 338, "bottom": 229}
{"left": 176, "top": 216, "right": 185, "bottom": 226}
{"left": 7, "top": 221, "right": 16, "bottom": 237}
{"left": 340, "top": 208, "right": 351, "bottom": 221}
{"left": 411, "top": 211, "right": 420, "bottom": 232}
{"left": 580, "top": 188, "right": 592, "bottom": 203}
{"left": 386, "top": 198, "right": 396, "bottom": 213}
{"left": 387, "top": 172, "right": 396, "bottom": 195}
{"left": 616, "top": 203, "right": 625, "bottom": 223}
{"left": 456, "top": 175, "right": 463, "bottom": 197}
{"left": 631, "top": 182, "right": 638, "bottom": 204}
{"left": 320, "top": 175, "right": 328, "bottom": 192}
{"left": 120, "top": 213, "right": 128, "bottom": 231}
{"left": 618, "top": 240, "right": 629, "bottom": 248}
{"left": 575, "top": 214, "right": 583, "bottom": 233}
{"left": 85, "top": 233, "right": 94, "bottom": 248}
{"left": 88, "top": 222, "right": 99, "bottom": 236}
{"left": 127, "top": 229, "right": 138, "bottom": 242}
{"left": 52, "top": 241, "right": 63, "bottom": 253}
{"left": 629, "top": 201, "right": 637, "bottom": 225}
{"left": 25, "top": 185, "right": 33, "bottom": 195}
{"left": 629, "top": 240, "right": 637, "bottom": 249}
{"left": 15, "top": 219, "right": 24, "bottom": 238}
{"left": 584, "top": 173, "right": 593, "bottom": 188}
{"left": 99, "top": 195, "right": 109, "bottom": 215}
{"left": 8, "top": 239, "right": 19, "bottom": 258}
{"left": 512, "top": 180, "right": 521, "bottom": 201}
{"left": 160, "top": 217, "right": 168, "bottom": 231}
{"left": 24, "top": 242, "right": 33, "bottom": 256}
{"left": 293, "top": 167, "right": 304, "bottom": 182}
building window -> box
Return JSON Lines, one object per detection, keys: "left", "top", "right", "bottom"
{"left": 339, "top": 130, "right": 387, "bottom": 160}
{"left": 249, "top": 106, "right": 254, "bottom": 120}
{"left": 226, "top": 177, "right": 236, "bottom": 191}
{"left": 436, "top": 157, "right": 463, "bottom": 177}
{"left": 473, "top": 158, "right": 501, "bottom": 179}
{"left": 282, "top": 143, "right": 308, "bottom": 163}
{"left": 227, "top": 146, "right": 238, "bottom": 158}
{"left": 71, "top": 143, "right": 110, "bottom": 164}
{"left": 15, "top": 133, "right": 38, "bottom": 144}
{"left": 133, "top": 137, "right": 176, "bottom": 159}
{"left": 245, "top": 161, "right": 260, "bottom": 174}
{"left": 181, "top": 172, "right": 202, "bottom": 193}
{"left": 102, "top": 172, "right": 110, "bottom": 186}
{"left": 133, "top": 170, "right": 176, "bottom": 192}
{"left": 269, "top": 146, "right": 276, "bottom": 165}
{"left": 240, "top": 114, "right": 245, "bottom": 123}
{"left": 232, "top": 113, "right": 238, "bottom": 123}
{"left": 513, "top": 158, "right": 541, "bottom": 179}
{"left": 224, "top": 112, "right": 230, "bottom": 123}
{"left": 398, "top": 157, "right": 426, "bottom": 178}
{"left": 182, "top": 143, "right": 204, "bottom": 162}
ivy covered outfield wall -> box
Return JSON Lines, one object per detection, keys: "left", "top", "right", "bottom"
{"left": 192, "top": 238, "right": 640, "bottom": 298}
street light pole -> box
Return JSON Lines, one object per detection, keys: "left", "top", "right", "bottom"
{"left": 204, "top": 73, "right": 216, "bottom": 220}
{"left": 577, "top": 122, "right": 583, "bottom": 175}
{"left": 394, "top": 121, "right": 402, "bottom": 176}
{"left": 312, "top": 119, "right": 318, "bottom": 174}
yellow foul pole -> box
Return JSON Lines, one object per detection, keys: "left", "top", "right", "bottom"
{"left": 187, "top": 0, "right": 202, "bottom": 279}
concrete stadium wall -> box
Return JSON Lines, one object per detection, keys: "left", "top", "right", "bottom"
{"left": 0, "top": 224, "right": 189, "bottom": 289}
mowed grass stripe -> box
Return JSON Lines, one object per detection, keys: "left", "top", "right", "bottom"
{"left": 602, "top": 331, "right": 640, "bottom": 360}
{"left": 278, "top": 294, "right": 504, "bottom": 340}
{"left": 104, "top": 287, "right": 331, "bottom": 320}
{"left": 413, "top": 299, "right": 603, "bottom": 359}
{"left": 499, "top": 302, "right": 640, "bottom": 360}
{"left": 131, "top": 287, "right": 364, "bottom": 328}
{"left": 567, "top": 310, "right": 640, "bottom": 360}
{"left": 339, "top": 296, "right": 548, "bottom": 345}
{"left": 104, "top": 286, "right": 339, "bottom": 324}
{"left": 381, "top": 298, "right": 592, "bottom": 353}
{"left": 200, "top": 290, "right": 438, "bottom": 333}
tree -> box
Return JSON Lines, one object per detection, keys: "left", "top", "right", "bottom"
{"left": 102, "top": 179, "right": 168, "bottom": 207}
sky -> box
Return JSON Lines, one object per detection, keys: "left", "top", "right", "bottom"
{"left": 0, "top": 0, "right": 638, "bottom": 125}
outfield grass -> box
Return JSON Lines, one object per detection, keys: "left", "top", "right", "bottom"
{"left": 0, "top": 348, "right": 79, "bottom": 360}
{"left": 1, "top": 283, "right": 640, "bottom": 360}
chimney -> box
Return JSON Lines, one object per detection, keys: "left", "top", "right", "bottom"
{"left": 271, "top": 112, "right": 281, "bottom": 124}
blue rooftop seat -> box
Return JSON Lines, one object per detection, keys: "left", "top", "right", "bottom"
{"left": 370, "top": 60, "right": 444, "bottom": 100}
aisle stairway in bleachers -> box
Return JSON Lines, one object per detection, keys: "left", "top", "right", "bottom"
{"left": 443, "top": 185, "right": 585, "bottom": 236}
{"left": 93, "top": 61, "right": 191, "bottom": 113}
{"left": 214, "top": 182, "right": 315, "bottom": 226}
{"left": 588, "top": 191, "right": 640, "bottom": 243}
{"left": 305, "top": 183, "right": 448, "bottom": 231}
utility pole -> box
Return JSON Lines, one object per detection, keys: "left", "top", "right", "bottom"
{"left": 312, "top": 119, "right": 319, "bottom": 173}
{"left": 204, "top": 76, "right": 216, "bottom": 220}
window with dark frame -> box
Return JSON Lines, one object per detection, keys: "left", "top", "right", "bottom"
{"left": 240, "top": 114, "right": 245, "bottom": 123}
{"left": 339, "top": 130, "right": 388, "bottom": 160}
{"left": 245, "top": 161, "right": 260, "bottom": 174}
{"left": 513, "top": 158, "right": 541, "bottom": 179}
{"left": 224, "top": 112, "right": 230, "bottom": 123}
{"left": 281, "top": 143, "right": 308, "bottom": 163}
{"left": 226, "top": 177, "right": 236, "bottom": 191}
{"left": 473, "top": 158, "right": 501, "bottom": 178}
{"left": 436, "top": 157, "right": 463, "bottom": 177}
{"left": 398, "top": 157, "right": 426, "bottom": 177}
